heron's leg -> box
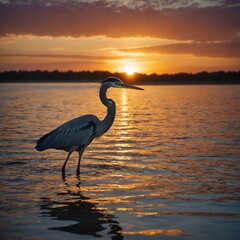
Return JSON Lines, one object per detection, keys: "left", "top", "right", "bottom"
{"left": 76, "top": 149, "right": 84, "bottom": 175}
{"left": 62, "top": 146, "right": 77, "bottom": 173}
{"left": 62, "top": 151, "right": 72, "bottom": 173}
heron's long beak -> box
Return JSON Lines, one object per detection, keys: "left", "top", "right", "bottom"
{"left": 122, "top": 83, "right": 144, "bottom": 90}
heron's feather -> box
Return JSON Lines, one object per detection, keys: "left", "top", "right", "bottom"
{"left": 35, "top": 114, "right": 100, "bottom": 151}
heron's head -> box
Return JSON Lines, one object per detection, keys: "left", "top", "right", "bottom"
{"left": 102, "top": 77, "right": 144, "bottom": 90}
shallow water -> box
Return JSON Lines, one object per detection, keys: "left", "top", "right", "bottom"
{"left": 0, "top": 83, "right": 240, "bottom": 240}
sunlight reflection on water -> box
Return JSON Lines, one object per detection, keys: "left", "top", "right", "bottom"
{"left": 0, "top": 83, "right": 240, "bottom": 240}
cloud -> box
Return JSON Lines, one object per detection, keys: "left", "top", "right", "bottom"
{"left": 0, "top": 54, "right": 120, "bottom": 60}
{"left": 0, "top": 2, "right": 239, "bottom": 41}
{"left": 121, "top": 40, "right": 240, "bottom": 58}
{"left": 0, "top": 0, "right": 226, "bottom": 10}
{"left": 0, "top": 53, "right": 111, "bottom": 71}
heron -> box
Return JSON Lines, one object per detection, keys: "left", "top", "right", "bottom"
{"left": 35, "top": 77, "right": 144, "bottom": 174}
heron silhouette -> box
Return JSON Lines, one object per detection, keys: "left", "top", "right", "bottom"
{"left": 35, "top": 77, "right": 144, "bottom": 174}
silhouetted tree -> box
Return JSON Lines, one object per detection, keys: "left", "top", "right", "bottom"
{"left": 0, "top": 70, "right": 239, "bottom": 84}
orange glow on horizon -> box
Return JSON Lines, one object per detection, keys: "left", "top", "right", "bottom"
{"left": 0, "top": 35, "right": 239, "bottom": 74}
{"left": 122, "top": 66, "right": 137, "bottom": 75}
{"left": 118, "top": 60, "right": 141, "bottom": 75}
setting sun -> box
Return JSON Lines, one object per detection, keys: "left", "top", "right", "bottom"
{"left": 119, "top": 61, "right": 140, "bottom": 75}
{"left": 123, "top": 66, "right": 137, "bottom": 75}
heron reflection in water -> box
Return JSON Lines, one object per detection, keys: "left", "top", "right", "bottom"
{"left": 35, "top": 78, "right": 144, "bottom": 174}
{"left": 40, "top": 174, "right": 123, "bottom": 239}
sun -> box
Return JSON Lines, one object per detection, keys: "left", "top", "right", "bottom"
{"left": 120, "top": 63, "right": 140, "bottom": 75}
{"left": 117, "top": 60, "right": 141, "bottom": 76}
{"left": 123, "top": 66, "right": 138, "bottom": 75}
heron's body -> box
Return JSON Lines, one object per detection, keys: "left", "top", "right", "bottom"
{"left": 35, "top": 77, "right": 143, "bottom": 174}
{"left": 36, "top": 114, "right": 100, "bottom": 152}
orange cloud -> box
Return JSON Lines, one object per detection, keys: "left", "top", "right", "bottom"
{"left": 0, "top": 2, "right": 239, "bottom": 41}
{"left": 121, "top": 40, "right": 240, "bottom": 58}
{"left": 0, "top": 54, "right": 120, "bottom": 60}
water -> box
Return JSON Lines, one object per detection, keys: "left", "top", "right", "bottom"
{"left": 0, "top": 83, "right": 240, "bottom": 240}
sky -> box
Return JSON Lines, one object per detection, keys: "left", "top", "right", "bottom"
{"left": 0, "top": 0, "right": 239, "bottom": 74}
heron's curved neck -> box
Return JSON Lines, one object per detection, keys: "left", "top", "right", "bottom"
{"left": 99, "top": 85, "right": 116, "bottom": 135}
{"left": 99, "top": 85, "right": 110, "bottom": 107}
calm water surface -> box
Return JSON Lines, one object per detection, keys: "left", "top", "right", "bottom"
{"left": 0, "top": 83, "right": 240, "bottom": 240}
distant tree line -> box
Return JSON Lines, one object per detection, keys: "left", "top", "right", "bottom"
{"left": 0, "top": 70, "right": 240, "bottom": 84}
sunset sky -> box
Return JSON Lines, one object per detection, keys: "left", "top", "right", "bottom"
{"left": 0, "top": 0, "right": 239, "bottom": 74}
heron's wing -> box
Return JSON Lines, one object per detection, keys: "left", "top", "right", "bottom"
{"left": 36, "top": 115, "right": 100, "bottom": 151}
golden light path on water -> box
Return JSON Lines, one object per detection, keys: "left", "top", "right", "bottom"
{"left": 0, "top": 83, "right": 239, "bottom": 240}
